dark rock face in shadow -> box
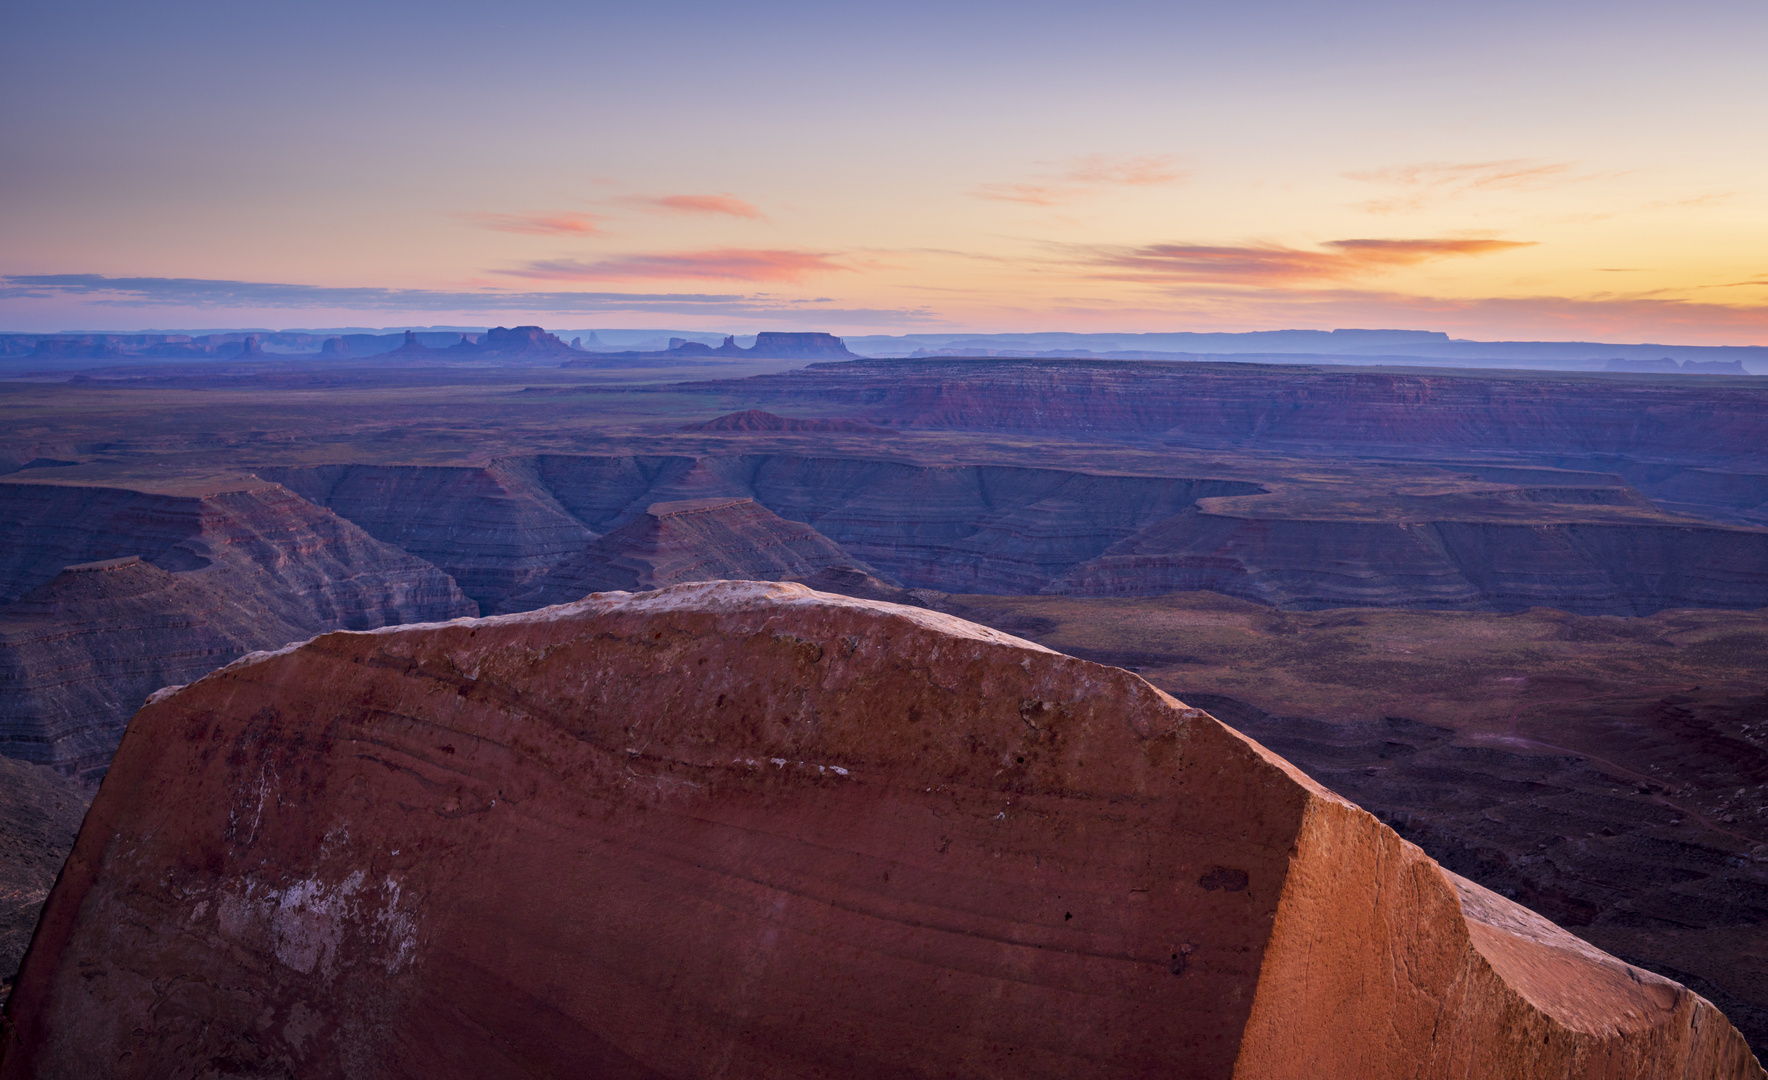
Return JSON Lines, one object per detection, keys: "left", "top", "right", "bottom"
{"left": 504, "top": 497, "right": 885, "bottom": 610}
{"left": 0, "top": 481, "right": 475, "bottom": 778}
{"left": 1, "top": 583, "right": 1759, "bottom": 1079}
{"left": 0, "top": 756, "right": 89, "bottom": 1008}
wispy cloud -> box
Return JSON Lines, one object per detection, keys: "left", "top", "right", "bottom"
{"left": 464, "top": 211, "right": 607, "bottom": 236}
{"left": 0, "top": 273, "right": 937, "bottom": 325}
{"left": 505, "top": 248, "right": 847, "bottom": 283}
{"left": 1083, "top": 237, "right": 1535, "bottom": 285}
{"left": 974, "top": 154, "right": 1188, "bottom": 206}
{"left": 1346, "top": 159, "right": 1576, "bottom": 214}
{"left": 621, "top": 193, "right": 765, "bottom": 219}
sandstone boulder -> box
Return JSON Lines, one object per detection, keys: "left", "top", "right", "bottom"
{"left": 2, "top": 581, "right": 1760, "bottom": 1078}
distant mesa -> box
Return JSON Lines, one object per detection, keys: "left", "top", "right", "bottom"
{"left": 681, "top": 409, "right": 896, "bottom": 434}
{"left": 461, "top": 325, "right": 578, "bottom": 361}
{"left": 27, "top": 337, "right": 126, "bottom": 361}
{"left": 562, "top": 331, "right": 857, "bottom": 366}
{"left": 361, "top": 326, "right": 577, "bottom": 363}
{"left": 747, "top": 331, "right": 855, "bottom": 358}
{"left": 1606, "top": 356, "right": 1748, "bottom": 375}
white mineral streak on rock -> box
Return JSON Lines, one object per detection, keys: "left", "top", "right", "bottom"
{"left": 211, "top": 870, "right": 418, "bottom": 980}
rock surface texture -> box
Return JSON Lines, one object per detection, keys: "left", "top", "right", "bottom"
{"left": 3, "top": 582, "right": 1760, "bottom": 1079}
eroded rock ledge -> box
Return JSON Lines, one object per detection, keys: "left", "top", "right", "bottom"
{"left": 2, "top": 582, "right": 1760, "bottom": 1079}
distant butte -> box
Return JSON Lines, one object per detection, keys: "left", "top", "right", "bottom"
{"left": 1, "top": 582, "right": 1759, "bottom": 1077}
{"left": 562, "top": 330, "right": 858, "bottom": 366}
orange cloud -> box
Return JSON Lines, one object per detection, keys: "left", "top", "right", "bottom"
{"left": 504, "top": 248, "right": 846, "bottom": 283}
{"left": 974, "top": 154, "right": 1188, "bottom": 205}
{"left": 1087, "top": 237, "right": 1535, "bottom": 285}
{"left": 466, "top": 211, "right": 606, "bottom": 236}
{"left": 1347, "top": 159, "right": 1576, "bottom": 214}
{"left": 623, "top": 193, "right": 765, "bottom": 219}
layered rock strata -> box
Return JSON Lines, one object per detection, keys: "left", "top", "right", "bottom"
{"left": 670, "top": 357, "right": 1768, "bottom": 463}
{"left": 0, "top": 480, "right": 475, "bottom": 777}
{"left": 505, "top": 497, "right": 886, "bottom": 609}
{"left": 260, "top": 463, "right": 594, "bottom": 611}
{"left": 3, "top": 582, "right": 1759, "bottom": 1078}
{"left": 267, "top": 456, "right": 1260, "bottom": 602}
{"left": 1052, "top": 505, "right": 1768, "bottom": 613}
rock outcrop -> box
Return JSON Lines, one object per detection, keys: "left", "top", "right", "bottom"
{"left": 504, "top": 497, "right": 883, "bottom": 609}
{"left": 2, "top": 582, "right": 1760, "bottom": 1078}
{"left": 0, "top": 480, "right": 475, "bottom": 777}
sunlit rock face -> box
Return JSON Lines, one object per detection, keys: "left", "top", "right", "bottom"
{"left": 2, "top": 582, "right": 1760, "bottom": 1079}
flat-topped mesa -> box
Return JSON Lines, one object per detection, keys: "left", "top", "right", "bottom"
{"left": 501, "top": 496, "right": 887, "bottom": 611}
{"left": 453, "top": 325, "right": 578, "bottom": 361}
{"left": 745, "top": 331, "right": 856, "bottom": 359}
{"left": 2, "top": 581, "right": 1759, "bottom": 1079}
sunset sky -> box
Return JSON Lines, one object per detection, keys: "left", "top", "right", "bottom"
{"left": 3, "top": 0, "right": 1764, "bottom": 342}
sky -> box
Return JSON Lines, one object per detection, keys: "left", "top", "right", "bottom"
{"left": 2, "top": 0, "right": 1765, "bottom": 343}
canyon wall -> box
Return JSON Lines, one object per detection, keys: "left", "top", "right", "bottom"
{"left": 1, "top": 583, "right": 1757, "bottom": 1078}
{"left": 262, "top": 454, "right": 1767, "bottom": 615}
{"left": 681, "top": 358, "right": 1768, "bottom": 464}
{"left": 267, "top": 455, "right": 1262, "bottom": 603}
{"left": 0, "top": 480, "right": 474, "bottom": 777}
{"left": 1054, "top": 507, "right": 1768, "bottom": 613}
{"left": 507, "top": 496, "right": 882, "bottom": 609}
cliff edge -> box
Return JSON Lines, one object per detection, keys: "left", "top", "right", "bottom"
{"left": 1, "top": 581, "right": 1759, "bottom": 1078}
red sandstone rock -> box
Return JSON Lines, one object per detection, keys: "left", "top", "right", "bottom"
{"left": 2, "top": 582, "right": 1760, "bottom": 1078}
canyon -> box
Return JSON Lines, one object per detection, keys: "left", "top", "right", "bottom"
{"left": 2, "top": 583, "right": 1759, "bottom": 1078}
{"left": 0, "top": 345, "right": 1764, "bottom": 1067}
{"left": 0, "top": 478, "right": 474, "bottom": 778}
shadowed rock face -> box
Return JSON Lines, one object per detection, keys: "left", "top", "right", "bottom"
{"left": 0, "top": 481, "right": 476, "bottom": 777}
{"left": 2, "top": 582, "right": 1758, "bottom": 1079}
{"left": 504, "top": 497, "right": 886, "bottom": 610}
{"left": 0, "top": 757, "right": 89, "bottom": 1007}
